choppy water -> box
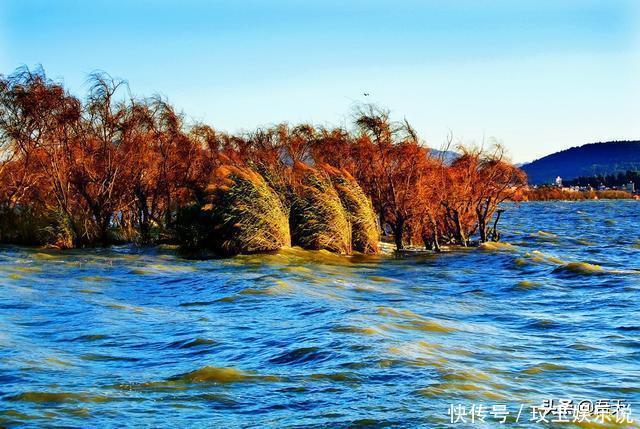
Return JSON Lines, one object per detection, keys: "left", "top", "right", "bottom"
{"left": 1, "top": 201, "right": 639, "bottom": 428}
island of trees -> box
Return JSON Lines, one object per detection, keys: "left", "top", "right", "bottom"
{"left": 0, "top": 67, "right": 527, "bottom": 256}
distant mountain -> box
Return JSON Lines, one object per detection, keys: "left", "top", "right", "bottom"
{"left": 428, "top": 148, "right": 459, "bottom": 165}
{"left": 521, "top": 141, "right": 640, "bottom": 185}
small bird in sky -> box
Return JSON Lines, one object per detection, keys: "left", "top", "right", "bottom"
{"left": 363, "top": 93, "right": 370, "bottom": 96}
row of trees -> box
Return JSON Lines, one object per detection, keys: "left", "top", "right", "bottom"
{"left": 0, "top": 67, "right": 526, "bottom": 252}
{"left": 520, "top": 187, "right": 633, "bottom": 201}
{"left": 0, "top": 68, "right": 216, "bottom": 246}
{"left": 565, "top": 170, "right": 640, "bottom": 190}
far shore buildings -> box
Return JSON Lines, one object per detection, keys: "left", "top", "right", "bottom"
{"left": 622, "top": 181, "right": 635, "bottom": 193}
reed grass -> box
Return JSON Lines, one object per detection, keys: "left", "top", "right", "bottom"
{"left": 320, "top": 164, "right": 379, "bottom": 254}
{"left": 290, "top": 163, "right": 352, "bottom": 254}
{"left": 206, "top": 165, "right": 291, "bottom": 255}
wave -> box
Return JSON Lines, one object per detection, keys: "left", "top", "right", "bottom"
{"left": 165, "top": 338, "right": 217, "bottom": 350}
{"left": 478, "top": 241, "right": 517, "bottom": 252}
{"left": 117, "top": 366, "right": 281, "bottom": 391}
{"left": 518, "top": 250, "right": 639, "bottom": 276}
{"left": 173, "top": 366, "right": 256, "bottom": 383}
{"left": 553, "top": 261, "right": 604, "bottom": 275}
{"left": 269, "top": 346, "right": 332, "bottom": 365}
{"left": 7, "top": 391, "right": 114, "bottom": 404}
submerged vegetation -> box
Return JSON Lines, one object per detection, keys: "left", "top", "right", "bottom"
{"left": 0, "top": 67, "right": 527, "bottom": 255}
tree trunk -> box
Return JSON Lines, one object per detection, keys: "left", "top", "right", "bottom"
{"left": 135, "top": 187, "right": 151, "bottom": 244}
{"left": 490, "top": 209, "right": 504, "bottom": 241}
{"left": 432, "top": 230, "right": 441, "bottom": 252}
{"left": 453, "top": 211, "right": 467, "bottom": 247}
{"left": 392, "top": 218, "right": 405, "bottom": 251}
{"left": 478, "top": 211, "right": 487, "bottom": 243}
{"left": 426, "top": 213, "right": 441, "bottom": 252}
{"left": 477, "top": 205, "right": 492, "bottom": 243}
{"left": 98, "top": 214, "right": 111, "bottom": 245}
{"left": 421, "top": 233, "right": 431, "bottom": 250}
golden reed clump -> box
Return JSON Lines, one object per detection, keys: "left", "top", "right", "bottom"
{"left": 319, "top": 164, "right": 379, "bottom": 254}
{"left": 206, "top": 165, "right": 291, "bottom": 255}
{"left": 289, "top": 162, "right": 352, "bottom": 255}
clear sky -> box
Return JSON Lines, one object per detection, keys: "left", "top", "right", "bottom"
{"left": 1, "top": 0, "right": 638, "bottom": 162}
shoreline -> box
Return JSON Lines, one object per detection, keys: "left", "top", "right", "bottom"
{"left": 2, "top": 198, "right": 637, "bottom": 255}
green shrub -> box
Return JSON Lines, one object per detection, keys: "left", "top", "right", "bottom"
{"left": 0, "top": 206, "right": 75, "bottom": 248}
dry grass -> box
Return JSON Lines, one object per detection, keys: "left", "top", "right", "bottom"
{"left": 290, "top": 162, "right": 352, "bottom": 254}
{"left": 319, "top": 164, "right": 379, "bottom": 254}
{"left": 206, "top": 165, "right": 291, "bottom": 255}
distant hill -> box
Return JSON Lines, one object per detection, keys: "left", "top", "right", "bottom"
{"left": 428, "top": 148, "right": 459, "bottom": 165}
{"left": 521, "top": 141, "right": 640, "bottom": 185}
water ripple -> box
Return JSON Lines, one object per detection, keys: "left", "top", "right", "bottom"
{"left": 0, "top": 201, "right": 639, "bottom": 427}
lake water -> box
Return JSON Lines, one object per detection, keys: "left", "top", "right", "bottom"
{"left": 1, "top": 201, "right": 639, "bottom": 428}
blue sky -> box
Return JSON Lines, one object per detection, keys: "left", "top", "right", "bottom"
{"left": 1, "top": 0, "right": 638, "bottom": 162}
